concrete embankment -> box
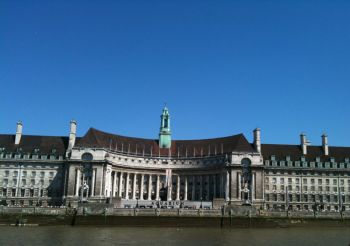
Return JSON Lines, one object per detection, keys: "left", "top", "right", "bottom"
{"left": 0, "top": 206, "right": 350, "bottom": 227}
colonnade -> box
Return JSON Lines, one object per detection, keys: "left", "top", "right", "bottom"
{"left": 107, "top": 171, "right": 228, "bottom": 201}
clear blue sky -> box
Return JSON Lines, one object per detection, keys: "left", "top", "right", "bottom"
{"left": 1, "top": 0, "right": 350, "bottom": 146}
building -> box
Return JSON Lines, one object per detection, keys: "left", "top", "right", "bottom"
{"left": 0, "top": 107, "right": 349, "bottom": 211}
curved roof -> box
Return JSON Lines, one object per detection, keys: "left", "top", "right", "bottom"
{"left": 76, "top": 128, "right": 256, "bottom": 157}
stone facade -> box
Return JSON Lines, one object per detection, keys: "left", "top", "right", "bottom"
{"left": 0, "top": 108, "right": 349, "bottom": 212}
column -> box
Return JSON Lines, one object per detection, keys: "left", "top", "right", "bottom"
{"left": 252, "top": 172, "right": 255, "bottom": 201}
{"left": 184, "top": 176, "right": 188, "bottom": 201}
{"left": 206, "top": 175, "right": 210, "bottom": 200}
{"left": 132, "top": 173, "right": 137, "bottom": 199}
{"left": 213, "top": 174, "right": 216, "bottom": 199}
{"left": 192, "top": 176, "right": 196, "bottom": 200}
{"left": 199, "top": 175, "right": 203, "bottom": 200}
{"left": 75, "top": 169, "right": 81, "bottom": 196}
{"left": 118, "top": 172, "right": 123, "bottom": 198}
{"left": 147, "top": 174, "right": 152, "bottom": 200}
{"left": 167, "top": 170, "right": 172, "bottom": 201}
{"left": 91, "top": 169, "right": 96, "bottom": 197}
{"left": 220, "top": 173, "right": 224, "bottom": 198}
{"left": 176, "top": 175, "right": 180, "bottom": 200}
{"left": 156, "top": 175, "right": 160, "bottom": 200}
{"left": 225, "top": 171, "right": 229, "bottom": 201}
{"left": 113, "top": 171, "right": 118, "bottom": 197}
{"left": 125, "top": 172, "right": 130, "bottom": 199}
{"left": 238, "top": 173, "right": 242, "bottom": 199}
{"left": 140, "top": 174, "right": 144, "bottom": 200}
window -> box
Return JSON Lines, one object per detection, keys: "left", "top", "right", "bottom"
{"left": 311, "top": 186, "right": 315, "bottom": 191}
{"left": 340, "top": 179, "right": 344, "bottom": 186}
{"left": 13, "top": 171, "right": 18, "bottom": 177}
{"left": 288, "top": 178, "right": 292, "bottom": 184}
{"left": 318, "top": 186, "right": 323, "bottom": 191}
{"left": 326, "top": 179, "right": 330, "bottom": 185}
{"left": 49, "top": 172, "right": 54, "bottom": 178}
{"left": 30, "top": 179, "right": 35, "bottom": 186}
{"left": 303, "top": 178, "right": 307, "bottom": 184}
{"left": 40, "top": 179, "right": 44, "bottom": 186}
{"left": 273, "top": 185, "right": 277, "bottom": 191}
{"left": 333, "top": 187, "right": 338, "bottom": 192}
{"left": 3, "top": 179, "right": 8, "bottom": 186}
{"left": 40, "top": 172, "right": 45, "bottom": 178}
{"left": 22, "top": 171, "right": 27, "bottom": 177}
{"left": 333, "top": 179, "right": 337, "bottom": 185}
{"left": 280, "top": 178, "right": 284, "bottom": 184}
{"left": 21, "top": 179, "right": 26, "bottom": 186}
{"left": 303, "top": 186, "right": 307, "bottom": 191}
{"left": 272, "top": 178, "right": 276, "bottom": 184}
{"left": 281, "top": 185, "right": 285, "bottom": 191}
{"left": 326, "top": 186, "right": 330, "bottom": 192}
{"left": 295, "top": 178, "right": 300, "bottom": 184}
{"left": 296, "top": 186, "right": 300, "bottom": 191}
{"left": 311, "top": 179, "right": 315, "bottom": 185}
{"left": 12, "top": 179, "right": 17, "bottom": 185}
{"left": 31, "top": 171, "right": 36, "bottom": 178}
{"left": 4, "top": 171, "right": 9, "bottom": 177}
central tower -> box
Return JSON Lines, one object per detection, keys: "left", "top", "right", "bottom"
{"left": 159, "top": 106, "right": 171, "bottom": 148}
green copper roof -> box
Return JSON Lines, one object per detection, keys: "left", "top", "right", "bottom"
{"left": 159, "top": 106, "right": 171, "bottom": 148}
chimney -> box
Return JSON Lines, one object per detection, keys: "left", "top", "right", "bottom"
{"left": 15, "top": 121, "right": 23, "bottom": 145}
{"left": 322, "top": 133, "right": 329, "bottom": 156}
{"left": 300, "top": 133, "right": 307, "bottom": 155}
{"left": 68, "top": 120, "right": 77, "bottom": 150}
{"left": 253, "top": 128, "right": 261, "bottom": 153}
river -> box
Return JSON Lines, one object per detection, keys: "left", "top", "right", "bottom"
{"left": 0, "top": 226, "right": 349, "bottom": 246}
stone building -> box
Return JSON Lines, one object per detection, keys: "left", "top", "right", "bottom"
{"left": 0, "top": 107, "right": 349, "bottom": 211}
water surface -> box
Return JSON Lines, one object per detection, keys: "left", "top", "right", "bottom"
{"left": 0, "top": 226, "right": 349, "bottom": 246}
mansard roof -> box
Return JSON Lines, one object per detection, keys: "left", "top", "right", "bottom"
{"left": 0, "top": 134, "right": 68, "bottom": 155}
{"left": 76, "top": 128, "right": 257, "bottom": 157}
{"left": 261, "top": 144, "right": 350, "bottom": 162}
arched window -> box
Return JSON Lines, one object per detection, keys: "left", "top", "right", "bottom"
{"left": 81, "top": 153, "right": 93, "bottom": 161}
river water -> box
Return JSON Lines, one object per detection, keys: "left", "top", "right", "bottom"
{"left": 0, "top": 226, "right": 349, "bottom": 246}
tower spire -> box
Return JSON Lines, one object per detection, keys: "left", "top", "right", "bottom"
{"left": 159, "top": 105, "right": 171, "bottom": 148}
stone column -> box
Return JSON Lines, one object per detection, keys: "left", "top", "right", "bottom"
{"left": 91, "top": 168, "right": 96, "bottom": 197}
{"left": 167, "top": 170, "right": 172, "bottom": 201}
{"left": 184, "top": 176, "right": 188, "bottom": 201}
{"left": 225, "top": 171, "right": 230, "bottom": 201}
{"left": 140, "top": 174, "right": 144, "bottom": 200}
{"left": 113, "top": 171, "right": 118, "bottom": 197}
{"left": 238, "top": 173, "right": 242, "bottom": 199}
{"left": 118, "top": 172, "right": 123, "bottom": 198}
{"left": 148, "top": 174, "right": 152, "bottom": 200}
{"left": 156, "top": 175, "right": 160, "bottom": 200}
{"left": 199, "top": 175, "right": 203, "bottom": 200}
{"left": 213, "top": 174, "right": 216, "bottom": 199}
{"left": 132, "top": 173, "right": 137, "bottom": 199}
{"left": 192, "top": 176, "right": 196, "bottom": 200}
{"left": 75, "top": 168, "right": 81, "bottom": 196}
{"left": 176, "top": 175, "right": 180, "bottom": 200}
{"left": 252, "top": 172, "right": 255, "bottom": 201}
{"left": 125, "top": 172, "right": 130, "bottom": 199}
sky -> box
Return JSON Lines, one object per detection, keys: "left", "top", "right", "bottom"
{"left": 1, "top": 0, "right": 350, "bottom": 146}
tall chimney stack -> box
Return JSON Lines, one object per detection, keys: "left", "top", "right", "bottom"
{"left": 322, "top": 133, "right": 329, "bottom": 156}
{"left": 253, "top": 128, "right": 261, "bottom": 153}
{"left": 68, "top": 120, "right": 77, "bottom": 151}
{"left": 15, "top": 121, "right": 23, "bottom": 145}
{"left": 300, "top": 133, "right": 307, "bottom": 155}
